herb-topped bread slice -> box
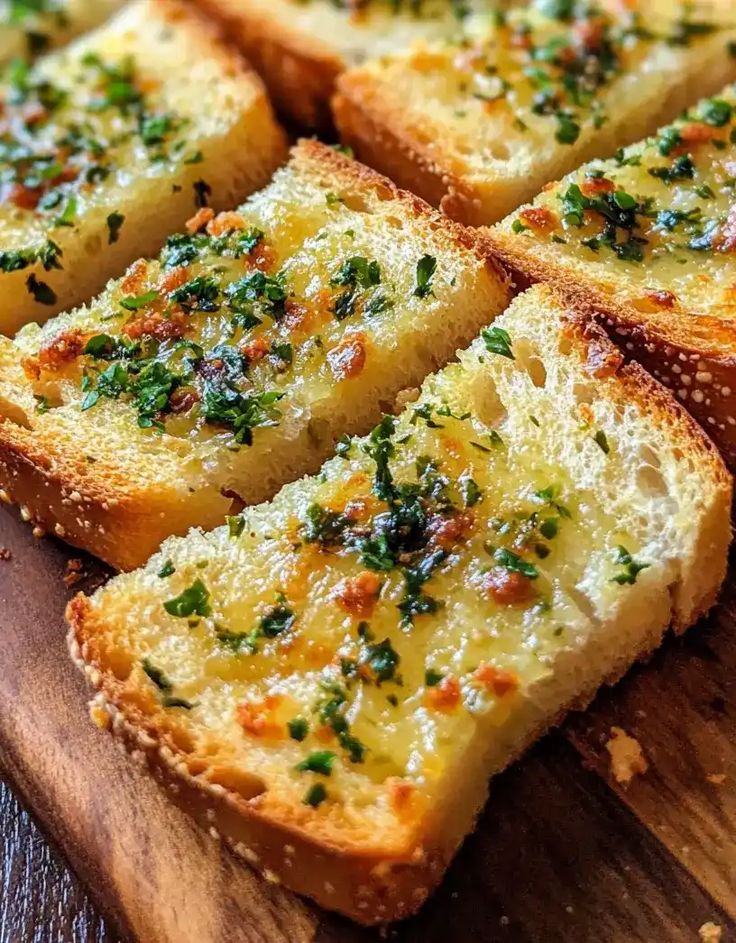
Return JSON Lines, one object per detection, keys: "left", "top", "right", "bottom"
{"left": 0, "top": 1, "right": 123, "bottom": 62}
{"left": 0, "top": 141, "right": 510, "bottom": 569}
{"left": 333, "top": 0, "right": 736, "bottom": 225}
{"left": 491, "top": 82, "right": 736, "bottom": 467}
{"left": 197, "top": 0, "right": 497, "bottom": 129}
{"left": 67, "top": 283, "right": 731, "bottom": 925}
{"left": 0, "top": 0, "right": 286, "bottom": 335}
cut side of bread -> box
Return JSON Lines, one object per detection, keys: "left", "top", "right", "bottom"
{"left": 196, "top": 0, "right": 491, "bottom": 129}
{"left": 333, "top": 0, "right": 736, "bottom": 225}
{"left": 67, "top": 283, "right": 732, "bottom": 925}
{"left": 0, "top": 0, "right": 287, "bottom": 335}
{"left": 491, "top": 82, "right": 736, "bottom": 468}
{"left": 0, "top": 141, "right": 510, "bottom": 570}
{"left": 0, "top": 0, "right": 124, "bottom": 62}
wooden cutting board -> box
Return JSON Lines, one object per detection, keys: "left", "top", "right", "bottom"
{"left": 1, "top": 502, "right": 735, "bottom": 943}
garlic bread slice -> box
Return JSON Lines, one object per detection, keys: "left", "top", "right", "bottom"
{"left": 0, "top": 0, "right": 286, "bottom": 335}
{"left": 197, "top": 0, "right": 501, "bottom": 129}
{"left": 491, "top": 82, "right": 736, "bottom": 467}
{"left": 68, "top": 283, "right": 731, "bottom": 925}
{"left": 0, "top": 0, "right": 123, "bottom": 62}
{"left": 0, "top": 141, "right": 510, "bottom": 569}
{"left": 334, "top": 0, "right": 736, "bottom": 225}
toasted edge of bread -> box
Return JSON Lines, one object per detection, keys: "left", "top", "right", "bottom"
{"left": 0, "top": 0, "right": 288, "bottom": 335}
{"left": 0, "top": 140, "right": 510, "bottom": 570}
{"left": 65, "top": 285, "right": 732, "bottom": 923}
{"left": 488, "top": 228, "right": 736, "bottom": 469}
{"left": 332, "top": 39, "right": 736, "bottom": 226}
{"left": 197, "top": 0, "right": 347, "bottom": 129}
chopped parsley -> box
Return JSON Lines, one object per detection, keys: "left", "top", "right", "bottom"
{"left": 413, "top": 254, "right": 437, "bottom": 299}
{"left": 610, "top": 546, "right": 649, "bottom": 585}
{"left": 163, "top": 578, "right": 211, "bottom": 618}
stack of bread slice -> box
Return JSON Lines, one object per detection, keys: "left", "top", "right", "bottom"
{"left": 0, "top": 0, "right": 731, "bottom": 931}
{"left": 0, "top": 0, "right": 286, "bottom": 335}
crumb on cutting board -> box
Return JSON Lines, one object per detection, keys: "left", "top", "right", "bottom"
{"left": 699, "top": 922, "right": 722, "bottom": 943}
{"left": 605, "top": 726, "right": 648, "bottom": 786}
{"left": 63, "top": 558, "right": 84, "bottom": 586}
{"left": 0, "top": 547, "right": 11, "bottom": 561}
{"left": 706, "top": 773, "right": 727, "bottom": 786}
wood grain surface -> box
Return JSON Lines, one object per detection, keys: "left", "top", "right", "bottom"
{"left": 1, "top": 503, "right": 735, "bottom": 943}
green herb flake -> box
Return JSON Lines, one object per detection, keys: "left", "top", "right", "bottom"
{"left": 611, "top": 545, "right": 650, "bottom": 585}
{"left": 296, "top": 750, "right": 336, "bottom": 776}
{"left": 481, "top": 326, "right": 514, "bottom": 359}
{"left": 157, "top": 559, "right": 175, "bottom": 578}
{"left": 593, "top": 430, "right": 610, "bottom": 454}
{"left": 120, "top": 289, "right": 158, "bottom": 311}
{"left": 106, "top": 211, "right": 125, "bottom": 245}
{"left": 288, "top": 717, "right": 309, "bottom": 742}
{"left": 413, "top": 254, "right": 437, "bottom": 299}
{"left": 163, "top": 578, "right": 211, "bottom": 618}
{"left": 303, "top": 782, "right": 328, "bottom": 807}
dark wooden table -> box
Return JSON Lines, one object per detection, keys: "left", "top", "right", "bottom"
{"left": 2, "top": 504, "right": 735, "bottom": 943}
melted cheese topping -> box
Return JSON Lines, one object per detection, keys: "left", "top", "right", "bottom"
{"left": 499, "top": 83, "right": 736, "bottom": 319}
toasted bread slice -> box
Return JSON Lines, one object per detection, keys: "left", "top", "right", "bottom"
{"left": 0, "top": 0, "right": 124, "bottom": 62}
{"left": 196, "top": 0, "right": 492, "bottom": 129}
{"left": 67, "top": 282, "right": 731, "bottom": 925}
{"left": 0, "top": 0, "right": 286, "bottom": 336}
{"left": 333, "top": 0, "right": 736, "bottom": 225}
{"left": 0, "top": 141, "right": 510, "bottom": 569}
{"left": 490, "top": 82, "right": 736, "bottom": 468}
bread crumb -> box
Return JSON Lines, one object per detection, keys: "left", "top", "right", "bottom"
{"left": 706, "top": 773, "right": 726, "bottom": 786}
{"left": 63, "top": 558, "right": 84, "bottom": 586}
{"left": 605, "top": 726, "right": 648, "bottom": 786}
{"left": 699, "top": 922, "right": 722, "bottom": 943}
{"left": 0, "top": 547, "right": 11, "bottom": 561}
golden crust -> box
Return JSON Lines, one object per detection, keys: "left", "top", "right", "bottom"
{"left": 197, "top": 0, "right": 344, "bottom": 129}
{"left": 0, "top": 420, "right": 230, "bottom": 570}
{"left": 489, "top": 230, "right": 736, "bottom": 470}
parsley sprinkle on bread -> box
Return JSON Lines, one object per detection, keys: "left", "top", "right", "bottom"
{"left": 67, "top": 283, "right": 731, "bottom": 925}
{"left": 491, "top": 82, "right": 736, "bottom": 467}
{"left": 0, "top": 140, "right": 510, "bottom": 570}
{"left": 0, "top": 0, "right": 124, "bottom": 62}
{"left": 0, "top": 0, "right": 287, "bottom": 335}
{"left": 333, "top": 0, "right": 736, "bottom": 225}
{"left": 196, "top": 0, "right": 487, "bottom": 128}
